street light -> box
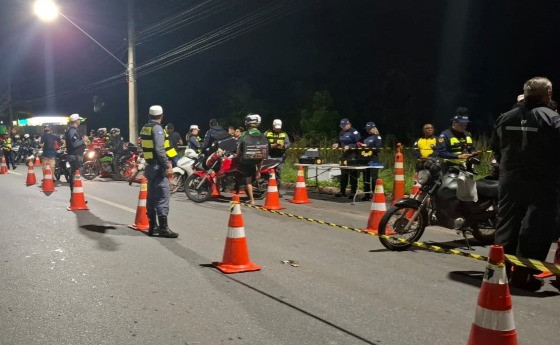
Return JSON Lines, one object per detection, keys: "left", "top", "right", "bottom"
{"left": 32, "top": 0, "right": 138, "bottom": 143}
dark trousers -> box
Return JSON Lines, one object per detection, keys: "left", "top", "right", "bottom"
{"left": 145, "top": 164, "right": 170, "bottom": 218}
{"left": 5, "top": 151, "right": 15, "bottom": 169}
{"left": 340, "top": 169, "right": 358, "bottom": 195}
{"left": 68, "top": 154, "right": 83, "bottom": 192}
{"left": 363, "top": 168, "right": 379, "bottom": 194}
{"left": 495, "top": 179, "right": 557, "bottom": 261}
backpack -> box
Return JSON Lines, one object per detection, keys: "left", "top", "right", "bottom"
{"left": 241, "top": 133, "right": 269, "bottom": 162}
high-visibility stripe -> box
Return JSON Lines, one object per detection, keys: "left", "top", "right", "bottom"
{"left": 372, "top": 203, "right": 386, "bottom": 211}
{"left": 505, "top": 126, "right": 538, "bottom": 132}
{"left": 268, "top": 186, "right": 278, "bottom": 192}
{"left": 137, "top": 199, "right": 147, "bottom": 207}
{"left": 73, "top": 187, "right": 84, "bottom": 193}
{"left": 296, "top": 182, "right": 306, "bottom": 188}
{"left": 394, "top": 175, "right": 405, "bottom": 181}
{"left": 227, "top": 226, "right": 245, "bottom": 238}
{"left": 473, "top": 305, "right": 515, "bottom": 331}
{"left": 395, "top": 162, "right": 404, "bottom": 168}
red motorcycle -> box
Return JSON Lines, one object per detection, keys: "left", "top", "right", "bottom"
{"left": 82, "top": 143, "right": 138, "bottom": 181}
{"left": 184, "top": 149, "right": 279, "bottom": 203}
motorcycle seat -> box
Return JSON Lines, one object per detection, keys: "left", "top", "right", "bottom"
{"left": 475, "top": 179, "right": 499, "bottom": 199}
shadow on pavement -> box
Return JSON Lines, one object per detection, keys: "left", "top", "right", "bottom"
{"left": 448, "top": 271, "right": 560, "bottom": 298}
{"left": 72, "top": 210, "right": 137, "bottom": 252}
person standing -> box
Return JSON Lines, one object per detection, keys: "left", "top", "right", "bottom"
{"left": 435, "top": 107, "right": 475, "bottom": 165}
{"left": 186, "top": 125, "right": 202, "bottom": 153}
{"left": 1, "top": 134, "right": 15, "bottom": 170}
{"left": 491, "top": 77, "right": 560, "bottom": 291}
{"left": 165, "top": 123, "right": 183, "bottom": 166}
{"left": 140, "top": 105, "right": 179, "bottom": 238}
{"left": 359, "top": 122, "right": 382, "bottom": 201}
{"left": 264, "top": 119, "right": 290, "bottom": 189}
{"left": 332, "top": 118, "right": 361, "bottom": 198}
{"left": 202, "top": 119, "right": 229, "bottom": 155}
{"left": 65, "top": 114, "right": 85, "bottom": 192}
{"left": 413, "top": 123, "right": 437, "bottom": 170}
{"left": 228, "top": 126, "right": 236, "bottom": 136}
{"left": 39, "top": 126, "right": 60, "bottom": 176}
{"left": 237, "top": 114, "right": 264, "bottom": 205}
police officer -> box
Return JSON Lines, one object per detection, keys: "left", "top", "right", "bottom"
{"left": 1, "top": 133, "right": 15, "bottom": 169}
{"left": 332, "top": 118, "right": 361, "bottom": 198}
{"left": 435, "top": 107, "right": 475, "bottom": 165}
{"left": 140, "top": 105, "right": 179, "bottom": 238}
{"left": 491, "top": 77, "right": 560, "bottom": 291}
{"left": 186, "top": 125, "right": 202, "bottom": 153}
{"left": 413, "top": 123, "right": 436, "bottom": 170}
{"left": 65, "top": 114, "right": 86, "bottom": 193}
{"left": 264, "top": 119, "right": 291, "bottom": 189}
{"left": 360, "top": 121, "right": 382, "bottom": 201}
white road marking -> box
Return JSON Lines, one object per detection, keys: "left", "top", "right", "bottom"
{"left": 9, "top": 171, "right": 23, "bottom": 176}
{"left": 86, "top": 194, "right": 136, "bottom": 214}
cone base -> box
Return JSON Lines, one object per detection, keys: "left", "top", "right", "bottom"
{"left": 129, "top": 225, "right": 149, "bottom": 231}
{"left": 467, "top": 323, "right": 517, "bottom": 345}
{"left": 67, "top": 206, "right": 89, "bottom": 211}
{"left": 26, "top": 182, "right": 37, "bottom": 186}
{"left": 41, "top": 188, "right": 56, "bottom": 192}
{"left": 212, "top": 261, "right": 262, "bottom": 274}
{"left": 289, "top": 199, "right": 312, "bottom": 204}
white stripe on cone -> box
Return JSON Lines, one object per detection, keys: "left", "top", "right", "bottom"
{"left": 268, "top": 185, "right": 278, "bottom": 192}
{"left": 374, "top": 184, "right": 384, "bottom": 193}
{"left": 227, "top": 226, "right": 246, "bottom": 239}
{"left": 395, "top": 162, "right": 404, "bottom": 168}
{"left": 73, "top": 187, "right": 84, "bottom": 193}
{"left": 394, "top": 175, "right": 405, "bottom": 181}
{"left": 473, "top": 305, "right": 515, "bottom": 331}
{"left": 483, "top": 263, "right": 507, "bottom": 284}
{"left": 231, "top": 204, "right": 241, "bottom": 215}
{"left": 372, "top": 203, "right": 387, "bottom": 211}
{"left": 138, "top": 199, "right": 147, "bottom": 207}
{"left": 296, "top": 182, "right": 306, "bottom": 188}
{"left": 44, "top": 174, "right": 52, "bottom": 179}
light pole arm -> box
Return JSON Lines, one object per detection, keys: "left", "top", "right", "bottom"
{"left": 59, "top": 12, "right": 127, "bottom": 68}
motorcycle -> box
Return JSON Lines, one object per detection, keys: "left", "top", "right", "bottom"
{"left": 378, "top": 155, "right": 499, "bottom": 251}
{"left": 54, "top": 149, "right": 70, "bottom": 182}
{"left": 184, "top": 149, "right": 279, "bottom": 203}
{"left": 82, "top": 144, "right": 137, "bottom": 181}
{"left": 169, "top": 148, "right": 199, "bottom": 193}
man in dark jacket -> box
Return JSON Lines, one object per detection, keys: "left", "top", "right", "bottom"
{"left": 491, "top": 76, "right": 560, "bottom": 291}
{"left": 65, "top": 114, "right": 86, "bottom": 193}
{"left": 202, "top": 119, "right": 229, "bottom": 154}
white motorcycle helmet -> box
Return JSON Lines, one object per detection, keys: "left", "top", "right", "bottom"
{"left": 244, "top": 113, "right": 261, "bottom": 126}
{"left": 184, "top": 148, "right": 198, "bottom": 159}
{"left": 24, "top": 134, "right": 30, "bottom": 139}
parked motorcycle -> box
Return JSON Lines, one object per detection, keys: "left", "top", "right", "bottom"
{"left": 184, "top": 149, "right": 279, "bottom": 203}
{"left": 54, "top": 149, "right": 70, "bottom": 182}
{"left": 169, "top": 148, "right": 199, "bottom": 193}
{"left": 377, "top": 155, "right": 498, "bottom": 251}
{"left": 82, "top": 145, "right": 137, "bottom": 181}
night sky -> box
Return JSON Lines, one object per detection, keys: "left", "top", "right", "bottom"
{"left": 1, "top": 0, "right": 560, "bottom": 143}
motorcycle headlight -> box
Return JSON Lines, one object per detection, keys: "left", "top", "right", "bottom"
{"left": 87, "top": 151, "right": 95, "bottom": 159}
{"left": 417, "top": 169, "right": 431, "bottom": 185}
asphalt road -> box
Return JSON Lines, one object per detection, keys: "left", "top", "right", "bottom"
{"left": 1, "top": 169, "right": 559, "bottom": 345}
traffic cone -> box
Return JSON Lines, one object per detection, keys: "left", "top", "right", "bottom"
{"left": 34, "top": 155, "right": 41, "bottom": 166}
{"left": 129, "top": 177, "right": 149, "bottom": 231}
{"left": 392, "top": 143, "right": 405, "bottom": 204}
{"left": 210, "top": 172, "right": 220, "bottom": 198}
{"left": 40, "top": 165, "right": 56, "bottom": 193}
{"left": 213, "top": 195, "right": 261, "bottom": 274}
{"left": 290, "top": 165, "right": 312, "bottom": 204}
{"left": 0, "top": 156, "right": 7, "bottom": 174}
{"left": 25, "top": 161, "right": 37, "bottom": 186}
{"left": 467, "top": 245, "right": 517, "bottom": 345}
{"left": 67, "top": 170, "right": 89, "bottom": 211}
{"left": 364, "top": 179, "right": 393, "bottom": 234}
{"left": 263, "top": 168, "right": 284, "bottom": 210}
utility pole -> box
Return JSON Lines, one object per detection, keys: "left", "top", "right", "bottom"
{"left": 127, "top": 0, "right": 138, "bottom": 143}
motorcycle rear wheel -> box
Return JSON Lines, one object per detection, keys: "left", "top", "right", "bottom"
{"left": 184, "top": 174, "right": 212, "bottom": 203}
{"left": 471, "top": 220, "right": 496, "bottom": 245}
{"left": 82, "top": 162, "right": 99, "bottom": 180}
{"left": 378, "top": 205, "right": 427, "bottom": 251}
{"left": 169, "top": 172, "right": 184, "bottom": 194}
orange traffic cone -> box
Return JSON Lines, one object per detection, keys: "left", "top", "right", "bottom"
{"left": 290, "top": 165, "right": 312, "bottom": 204}
{"left": 129, "top": 177, "right": 149, "bottom": 231}
{"left": 41, "top": 165, "right": 56, "bottom": 193}
{"left": 34, "top": 155, "right": 41, "bottom": 166}
{"left": 364, "top": 179, "right": 390, "bottom": 234}
{"left": 210, "top": 172, "right": 221, "bottom": 198}
{"left": 25, "top": 161, "right": 37, "bottom": 186}
{"left": 392, "top": 143, "right": 405, "bottom": 204}
{"left": 0, "top": 156, "right": 7, "bottom": 174}
{"left": 67, "top": 170, "right": 89, "bottom": 211}
{"left": 263, "top": 168, "right": 284, "bottom": 210}
{"left": 213, "top": 195, "right": 261, "bottom": 274}
{"left": 467, "top": 245, "right": 517, "bottom": 345}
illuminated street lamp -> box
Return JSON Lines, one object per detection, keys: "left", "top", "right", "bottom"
{"left": 32, "top": 0, "right": 138, "bottom": 143}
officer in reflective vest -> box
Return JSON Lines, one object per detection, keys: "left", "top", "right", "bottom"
{"left": 435, "top": 107, "right": 475, "bottom": 165}
{"left": 140, "top": 105, "right": 179, "bottom": 238}
{"left": 264, "top": 119, "right": 290, "bottom": 189}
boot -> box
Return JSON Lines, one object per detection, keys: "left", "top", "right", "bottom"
{"left": 157, "top": 216, "right": 179, "bottom": 238}
{"left": 148, "top": 215, "right": 159, "bottom": 237}
{"left": 509, "top": 267, "right": 543, "bottom": 292}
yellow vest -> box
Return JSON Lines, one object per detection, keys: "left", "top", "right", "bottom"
{"left": 140, "top": 122, "right": 178, "bottom": 163}
{"left": 444, "top": 129, "right": 474, "bottom": 164}
{"left": 415, "top": 137, "right": 436, "bottom": 158}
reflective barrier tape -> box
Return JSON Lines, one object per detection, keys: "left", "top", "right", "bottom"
{"left": 241, "top": 204, "right": 560, "bottom": 276}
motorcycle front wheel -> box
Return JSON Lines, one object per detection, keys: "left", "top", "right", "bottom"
{"left": 378, "top": 204, "right": 427, "bottom": 251}
{"left": 184, "top": 174, "right": 212, "bottom": 203}
{"left": 82, "top": 161, "right": 99, "bottom": 180}
{"left": 471, "top": 219, "right": 496, "bottom": 245}
{"left": 169, "top": 172, "right": 184, "bottom": 194}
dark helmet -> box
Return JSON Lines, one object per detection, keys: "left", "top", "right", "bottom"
{"left": 43, "top": 125, "right": 51, "bottom": 132}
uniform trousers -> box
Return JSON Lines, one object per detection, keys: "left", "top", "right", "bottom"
{"left": 145, "top": 164, "right": 170, "bottom": 218}
{"left": 67, "top": 154, "right": 83, "bottom": 193}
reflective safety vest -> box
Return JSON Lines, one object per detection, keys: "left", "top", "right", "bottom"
{"left": 444, "top": 129, "right": 473, "bottom": 164}
{"left": 2, "top": 138, "right": 12, "bottom": 151}
{"left": 265, "top": 131, "right": 287, "bottom": 155}
{"left": 415, "top": 137, "right": 437, "bottom": 158}
{"left": 139, "top": 123, "right": 178, "bottom": 163}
